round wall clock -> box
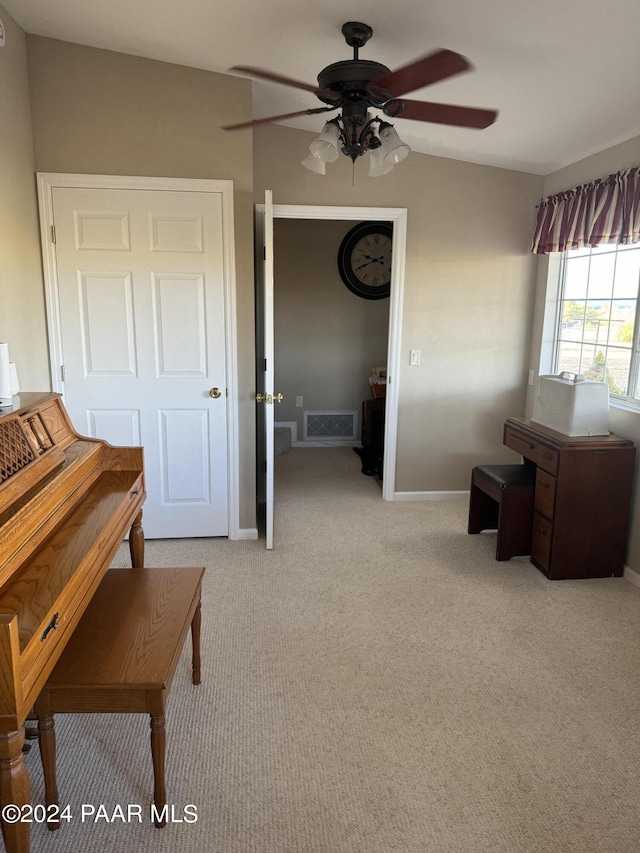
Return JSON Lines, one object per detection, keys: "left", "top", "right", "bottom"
{"left": 337, "top": 222, "right": 393, "bottom": 300}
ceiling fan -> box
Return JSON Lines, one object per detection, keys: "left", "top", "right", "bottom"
{"left": 223, "top": 22, "right": 498, "bottom": 173}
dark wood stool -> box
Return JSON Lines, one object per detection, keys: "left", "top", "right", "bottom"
{"left": 34, "top": 566, "right": 204, "bottom": 829}
{"left": 468, "top": 464, "right": 535, "bottom": 561}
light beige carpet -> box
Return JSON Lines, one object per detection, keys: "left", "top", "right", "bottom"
{"left": 26, "top": 447, "right": 640, "bottom": 852}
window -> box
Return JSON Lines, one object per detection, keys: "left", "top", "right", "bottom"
{"left": 554, "top": 242, "right": 640, "bottom": 407}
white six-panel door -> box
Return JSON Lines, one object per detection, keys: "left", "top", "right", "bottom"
{"left": 51, "top": 186, "right": 229, "bottom": 539}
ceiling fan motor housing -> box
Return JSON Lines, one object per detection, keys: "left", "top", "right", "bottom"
{"left": 317, "top": 60, "right": 392, "bottom": 107}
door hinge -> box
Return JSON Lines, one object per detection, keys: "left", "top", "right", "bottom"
{"left": 264, "top": 358, "right": 267, "bottom": 371}
{"left": 51, "top": 225, "right": 56, "bottom": 244}
{"left": 60, "top": 365, "right": 66, "bottom": 383}
{"left": 263, "top": 246, "right": 266, "bottom": 260}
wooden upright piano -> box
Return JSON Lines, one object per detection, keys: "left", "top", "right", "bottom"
{"left": 0, "top": 393, "right": 145, "bottom": 853}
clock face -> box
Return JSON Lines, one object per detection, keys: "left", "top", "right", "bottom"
{"left": 351, "top": 233, "right": 393, "bottom": 288}
{"left": 338, "top": 222, "right": 393, "bottom": 299}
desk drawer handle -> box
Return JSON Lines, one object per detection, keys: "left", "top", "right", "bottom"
{"left": 130, "top": 487, "right": 139, "bottom": 497}
{"left": 513, "top": 437, "right": 534, "bottom": 450}
{"left": 41, "top": 612, "right": 59, "bottom": 641}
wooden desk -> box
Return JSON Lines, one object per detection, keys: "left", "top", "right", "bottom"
{"left": 504, "top": 417, "right": 635, "bottom": 580}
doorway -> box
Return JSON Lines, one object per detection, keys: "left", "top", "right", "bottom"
{"left": 273, "top": 217, "right": 389, "bottom": 479}
{"left": 256, "top": 199, "right": 407, "bottom": 546}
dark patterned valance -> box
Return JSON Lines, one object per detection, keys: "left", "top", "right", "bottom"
{"left": 531, "top": 166, "right": 640, "bottom": 254}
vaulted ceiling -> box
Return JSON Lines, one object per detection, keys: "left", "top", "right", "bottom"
{"left": 5, "top": 0, "right": 640, "bottom": 175}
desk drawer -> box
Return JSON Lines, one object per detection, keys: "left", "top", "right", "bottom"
{"left": 537, "top": 446, "right": 559, "bottom": 475}
{"left": 504, "top": 426, "right": 538, "bottom": 463}
{"left": 504, "top": 426, "right": 559, "bottom": 475}
{"left": 534, "top": 469, "right": 556, "bottom": 520}
{"left": 531, "top": 511, "right": 552, "bottom": 570}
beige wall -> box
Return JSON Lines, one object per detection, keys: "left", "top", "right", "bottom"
{"left": 528, "top": 133, "right": 640, "bottom": 571}
{"left": 274, "top": 219, "right": 389, "bottom": 435}
{"left": 0, "top": 23, "right": 551, "bottom": 524}
{"left": 255, "top": 124, "right": 544, "bottom": 491}
{"left": 24, "top": 36, "right": 257, "bottom": 529}
{"left": 0, "top": 5, "right": 49, "bottom": 390}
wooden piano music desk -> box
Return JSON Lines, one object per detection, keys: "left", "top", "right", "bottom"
{"left": 0, "top": 393, "right": 145, "bottom": 853}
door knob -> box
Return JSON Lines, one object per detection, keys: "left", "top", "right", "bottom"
{"left": 256, "top": 393, "right": 284, "bottom": 404}
{"left": 209, "top": 387, "right": 222, "bottom": 399}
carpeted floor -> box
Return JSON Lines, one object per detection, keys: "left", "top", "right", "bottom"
{"left": 26, "top": 447, "right": 640, "bottom": 852}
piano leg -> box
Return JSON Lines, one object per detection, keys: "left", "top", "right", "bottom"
{"left": 0, "top": 728, "right": 30, "bottom": 853}
{"left": 129, "top": 510, "right": 145, "bottom": 568}
{"left": 36, "top": 712, "right": 60, "bottom": 831}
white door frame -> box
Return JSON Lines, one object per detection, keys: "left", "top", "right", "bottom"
{"left": 269, "top": 203, "right": 407, "bottom": 501}
{"left": 36, "top": 172, "right": 242, "bottom": 539}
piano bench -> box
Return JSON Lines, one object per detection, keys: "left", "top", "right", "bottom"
{"left": 34, "top": 566, "right": 204, "bottom": 830}
{"left": 467, "top": 464, "right": 535, "bottom": 561}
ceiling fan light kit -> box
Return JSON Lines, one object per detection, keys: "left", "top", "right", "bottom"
{"left": 379, "top": 124, "right": 411, "bottom": 165}
{"left": 300, "top": 152, "right": 327, "bottom": 174}
{"left": 308, "top": 120, "right": 342, "bottom": 163}
{"left": 301, "top": 116, "right": 411, "bottom": 177}
{"left": 368, "top": 144, "right": 394, "bottom": 178}
{"left": 226, "top": 21, "right": 498, "bottom": 178}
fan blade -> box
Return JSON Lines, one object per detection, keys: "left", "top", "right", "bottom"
{"left": 385, "top": 98, "right": 497, "bottom": 129}
{"left": 222, "top": 107, "right": 337, "bottom": 131}
{"left": 231, "top": 65, "right": 323, "bottom": 95}
{"left": 369, "top": 49, "right": 471, "bottom": 99}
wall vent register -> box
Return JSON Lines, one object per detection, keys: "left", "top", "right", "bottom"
{"left": 303, "top": 411, "right": 358, "bottom": 441}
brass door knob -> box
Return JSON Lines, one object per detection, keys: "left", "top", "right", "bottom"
{"left": 209, "top": 387, "right": 222, "bottom": 399}
{"left": 256, "top": 392, "right": 284, "bottom": 404}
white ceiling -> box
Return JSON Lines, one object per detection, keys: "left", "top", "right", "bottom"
{"left": 4, "top": 0, "right": 640, "bottom": 175}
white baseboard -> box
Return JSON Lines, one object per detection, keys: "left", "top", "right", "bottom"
{"left": 292, "top": 440, "right": 359, "bottom": 448}
{"left": 624, "top": 564, "right": 640, "bottom": 588}
{"left": 393, "top": 490, "right": 469, "bottom": 501}
{"left": 234, "top": 528, "right": 258, "bottom": 540}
